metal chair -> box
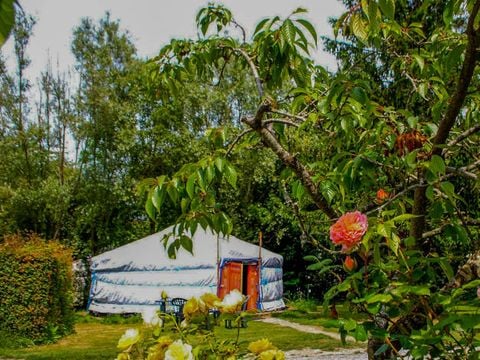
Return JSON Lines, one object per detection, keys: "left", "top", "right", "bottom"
{"left": 171, "top": 298, "right": 187, "bottom": 324}
{"left": 224, "top": 295, "right": 249, "bottom": 329}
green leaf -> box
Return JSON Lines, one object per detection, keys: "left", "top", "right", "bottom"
{"left": 378, "top": 0, "right": 395, "bottom": 19}
{"left": 412, "top": 54, "right": 425, "bottom": 72}
{"left": 440, "top": 181, "right": 455, "bottom": 200}
{"left": 0, "top": 0, "right": 15, "bottom": 47}
{"left": 409, "top": 286, "right": 431, "bottom": 296}
{"left": 390, "top": 214, "right": 419, "bottom": 223}
{"left": 389, "top": 232, "right": 400, "bottom": 255}
{"left": 374, "top": 344, "right": 389, "bottom": 356}
{"left": 351, "top": 87, "right": 368, "bottom": 105}
{"left": 180, "top": 198, "right": 189, "bottom": 214}
{"left": 354, "top": 324, "right": 368, "bottom": 342}
{"left": 429, "top": 155, "right": 446, "bottom": 175}
{"left": 418, "top": 82, "right": 428, "bottom": 99}
{"left": 186, "top": 174, "right": 196, "bottom": 199}
{"left": 344, "top": 318, "right": 357, "bottom": 331}
{"left": 166, "top": 181, "right": 179, "bottom": 203}
{"left": 443, "top": 0, "right": 454, "bottom": 26}
{"left": 295, "top": 19, "right": 318, "bottom": 46}
{"left": 366, "top": 294, "right": 393, "bottom": 304}
{"left": 253, "top": 18, "right": 269, "bottom": 36}
{"left": 351, "top": 13, "right": 368, "bottom": 43}
{"left": 367, "top": 0, "right": 379, "bottom": 33}
{"left": 145, "top": 195, "right": 156, "bottom": 221}
{"left": 214, "top": 157, "right": 224, "bottom": 172}
{"left": 152, "top": 186, "right": 165, "bottom": 211}
{"left": 167, "top": 243, "right": 177, "bottom": 259}
{"left": 180, "top": 235, "right": 193, "bottom": 255}
{"left": 224, "top": 163, "right": 237, "bottom": 189}
{"left": 303, "top": 255, "right": 318, "bottom": 262}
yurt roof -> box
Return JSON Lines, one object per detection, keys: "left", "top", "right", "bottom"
{"left": 91, "top": 226, "right": 282, "bottom": 272}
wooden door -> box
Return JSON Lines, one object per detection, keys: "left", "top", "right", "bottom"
{"left": 246, "top": 264, "right": 259, "bottom": 310}
{"left": 218, "top": 262, "right": 242, "bottom": 299}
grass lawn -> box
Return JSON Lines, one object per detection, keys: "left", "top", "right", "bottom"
{"left": 272, "top": 303, "right": 368, "bottom": 331}
{"left": 0, "top": 316, "right": 358, "bottom": 359}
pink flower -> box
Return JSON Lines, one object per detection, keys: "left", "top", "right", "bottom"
{"left": 477, "top": 287, "right": 480, "bottom": 299}
{"left": 330, "top": 211, "right": 368, "bottom": 252}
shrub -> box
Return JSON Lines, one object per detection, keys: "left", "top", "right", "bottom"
{"left": 0, "top": 234, "right": 74, "bottom": 343}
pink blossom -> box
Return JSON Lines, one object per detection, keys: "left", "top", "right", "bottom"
{"left": 330, "top": 211, "right": 368, "bottom": 252}
{"left": 477, "top": 287, "right": 480, "bottom": 299}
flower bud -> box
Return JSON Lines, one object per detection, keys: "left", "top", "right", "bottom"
{"left": 376, "top": 189, "right": 389, "bottom": 204}
{"left": 343, "top": 255, "right": 357, "bottom": 272}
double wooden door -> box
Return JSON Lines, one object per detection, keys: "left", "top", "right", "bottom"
{"left": 218, "top": 261, "right": 259, "bottom": 310}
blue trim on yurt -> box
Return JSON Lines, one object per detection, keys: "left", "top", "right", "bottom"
{"left": 86, "top": 271, "right": 97, "bottom": 310}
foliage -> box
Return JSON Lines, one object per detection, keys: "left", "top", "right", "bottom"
{"left": 0, "top": 0, "right": 15, "bottom": 47}
{"left": 143, "top": 2, "right": 480, "bottom": 358}
{"left": 0, "top": 233, "right": 74, "bottom": 343}
{"left": 114, "top": 291, "right": 286, "bottom": 360}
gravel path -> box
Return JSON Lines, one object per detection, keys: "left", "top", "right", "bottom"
{"left": 284, "top": 348, "right": 367, "bottom": 359}
{"left": 256, "top": 317, "right": 367, "bottom": 360}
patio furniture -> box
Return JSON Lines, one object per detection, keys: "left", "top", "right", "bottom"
{"left": 171, "top": 297, "right": 187, "bottom": 324}
{"left": 224, "top": 295, "right": 249, "bottom": 329}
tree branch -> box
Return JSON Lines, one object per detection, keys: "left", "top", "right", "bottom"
{"left": 365, "top": 183, "right": 422, "bottom": 215}
{"left": 445, "top": 166, "right": 478, "bottom": 180}
{"left": 442, "top": 158, "right": 480, "bottom": 181}
{"left": 268, "top": 109, "right": 306, "bottom": 123}
{"left": 281, "top": 183, "right": 341, "bottom": 254}
{"left": 411, "top": 0, "right": 480, "bottom": 241}
{"left": 242, "top": 103, "right": 337, "bottom": 219}
{"left": 226, "top": 129, "right": 254, "bottom": 156}
{"left": 234, "top": 47, "right": 263, "bottom": 98}
{"left": 263, "top": 118, "right": 299, "bottom": 128}
{"left": 445, "top": 124, "right": 480, "bottom": 150}
{"left": 443, "top": 250, "right": 480, "bottom": 290}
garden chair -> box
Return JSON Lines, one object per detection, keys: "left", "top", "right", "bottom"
{"left": 171, "top": 297, "right": 187, "bottom": 324}
{"left": 224, "top": 295, "right": 249, "bottom": 329}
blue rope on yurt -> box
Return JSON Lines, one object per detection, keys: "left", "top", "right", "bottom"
{"left": 86, "top": 271, "right": 97, "bottom": 310}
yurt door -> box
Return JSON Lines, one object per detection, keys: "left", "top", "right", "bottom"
{"left": 246, "top": 264, "right": 259, "bottom": 310}
{"left": 218, "top": 262, "right": 242, "bottom": 299}
{"left": 219, "top": 261, "right": 259, "bottom": 310}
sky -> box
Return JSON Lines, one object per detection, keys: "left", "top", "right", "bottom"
{"left": 2, "top": 0, "right": 345, "bottom": 80}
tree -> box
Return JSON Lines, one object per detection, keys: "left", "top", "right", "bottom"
{"left": 143, "top": 2, "right": 480, "bottom": 358}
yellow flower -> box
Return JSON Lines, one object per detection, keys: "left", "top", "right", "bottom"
{"left": 156, "top": 336, "right": 173, "bottom": 348}
{"left": 200, "top": 292, "right": 220, "bottom": 309}
{"left": 161, "top": 290, "right": 168, "bottom": 299}
{"left": 142, "top": 308, "right": 162, "bottom": 326}
{"left": 116, "top": 353, "right": 129, "bottom": 360}
{"left": 147, "top": 344, "right": 166, "bottom": 360}
{"left": 217, "top": 289, "right": 245, "bottom": 314}
{"left": 164, "top": 340, "right": 193, "bottom": 360}
{"left": 117, "top": 328, "right": 141, "bottom": 350}
{"left": 259, "top": 349, "right": 285, "bottom": 360}
{"left": 183, "top": 297, "right": 200, "bottom": 319}
{"left": 248, "top": 338, "right": 275, "bottom": 354}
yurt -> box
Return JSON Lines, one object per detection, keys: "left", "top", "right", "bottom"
{"left": 88, "top": 226, "right": 284, "bottom": 313}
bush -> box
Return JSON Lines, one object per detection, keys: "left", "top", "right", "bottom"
{"left": 0, "top": 234, "right": 74, "bottom": 344}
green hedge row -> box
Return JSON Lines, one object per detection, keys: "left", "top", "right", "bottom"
{"left": 0, "top": 234, "right": 74, "bottom": 343}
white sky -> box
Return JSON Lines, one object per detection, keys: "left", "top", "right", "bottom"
{"left": 2, "top": 0, "right": 345, "bottom": 79}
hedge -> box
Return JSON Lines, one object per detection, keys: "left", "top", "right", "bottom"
{"left": 0, "top": 234, "right": 74, "bottom": 343}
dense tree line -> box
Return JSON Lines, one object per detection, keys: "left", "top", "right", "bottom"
{"left": 0, "top": 11, "right": 308, "bottom": 294}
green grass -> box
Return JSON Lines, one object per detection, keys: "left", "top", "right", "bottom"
{"left": 272, "top": 304, "right": 368, "bottom": 331}
{"left": 0, "top": 323, "right": 133, "bottom": 360}
{"left": 0, "top": 316, "right": 357, "bottom": 359}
